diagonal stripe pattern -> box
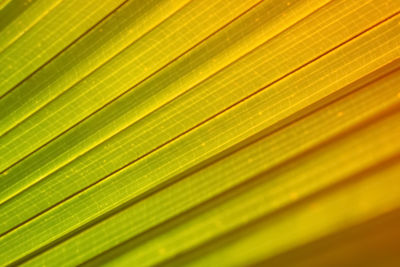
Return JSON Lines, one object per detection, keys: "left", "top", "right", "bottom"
{"left": 0, "top": 0, "right": 400, "bottom": 266}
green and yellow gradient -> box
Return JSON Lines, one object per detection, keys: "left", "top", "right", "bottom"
{"left": 0, "top": 0, "right": 399, "bottom": 266}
